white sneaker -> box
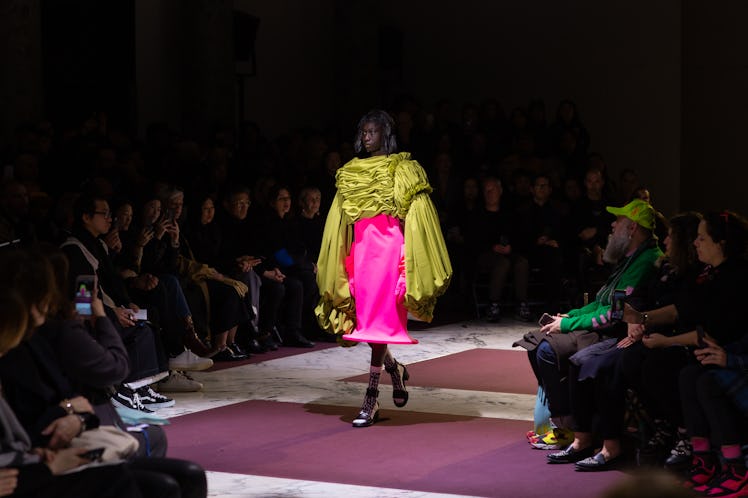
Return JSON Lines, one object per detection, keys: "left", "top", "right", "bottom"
{"left": 158, "top": 370, "right": 203, "bottom": 392}
{"left": 168, "top": 349, "right": 213, "bottom": 371}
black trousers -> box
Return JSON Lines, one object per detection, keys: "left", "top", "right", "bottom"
{"left": 569, "top": 359, "right": 625, "bottom": 440}
{"left": 680, "top": 363, "right": 747, "bottom": 447}
{"left": 620, "top": 342, "right": 692, "bottom": 427}
{"left": 128, "top": 457, "right": 207, "bottom": 498}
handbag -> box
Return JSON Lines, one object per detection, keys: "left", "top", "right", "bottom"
{"left": 70, "top": 425, "right": 139, "bottom": 462}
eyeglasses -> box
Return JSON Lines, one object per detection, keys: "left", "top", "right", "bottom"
{"left": 93, "top": 211, "right": 112, "bottom": 218}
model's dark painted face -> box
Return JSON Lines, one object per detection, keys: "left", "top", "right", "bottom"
{"left": 361, "top": 122, "right": 385, "bottom": 156}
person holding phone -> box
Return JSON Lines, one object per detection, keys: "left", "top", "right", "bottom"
{"left": 316, "top": 109, "right": 452, "bottom": 427}
{"left": 514, "top": 198, "right": 662, "bottom": 467}
{"left": 0, "top": 280, "right": 145, "bottom": 497}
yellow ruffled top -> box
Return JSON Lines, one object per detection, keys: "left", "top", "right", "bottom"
{"left": 315, "top": 152, "right": 452, "bottom": 339}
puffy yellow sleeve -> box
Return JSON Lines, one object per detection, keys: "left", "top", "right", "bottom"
{"left": 314, "top": 192, "right": 356, "bottom": 337}
{"left": 394, "top": 159, "right": 453, "bottom": 321}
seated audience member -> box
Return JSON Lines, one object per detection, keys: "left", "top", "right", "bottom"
{"left": 464, "top": 176, "right": 528, "bottom": 321}
{"left": 218, "top": 185, "right": 313, "bottom": 349}
{"left": 0, "top": 179, "right": 36, "bottom": 247}
{"left": 296, "top": 186, "right": 325, "bottom": 266}
{"left": 569, "top": 167, "right": 615, "bottom": 297}
{"left": 60, "top": 193, "right": 170, "bottom": 410}
{"left": 619, "top": 212, "right": 702, "bottom": 468}
{"left": 162, "top": 186, "right": 252, "bottom": 360}
{"left": 256, "top": 185, "right": 318, "bottom": 345}
{"left": 514, "top": 199, "right": 662, "bottom": 457}
{"left": 0, "top": 249, "right": 208, "bottom": 498}
{"left": 444, "top": 176, "right": 480, "bottom": 300}
{"left": 515, "top": 173, "right": 565, "bottom": 314}
{"left": 635, "top": 211, "right": 748, "bottom": 492}
{"left": 0, "top": 288, "right": 145, "bottom": 498}
{"left": 119, "top": 192, "right": 217, "bottom": 371}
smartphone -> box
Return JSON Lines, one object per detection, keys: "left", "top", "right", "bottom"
{"left": 163, "top": 208, "right": 174, "bottom": 223}
{"left": 132, "top": 309, "right": 148, "bottom": 321}
{"left": 538, "top": 313, "right": 555, "bottom": 326}
{"left": 80, "top": 447, "right": 105, "bottom": 461}
{"left": 74, "top": 275, "right": 95, "bottom": 317}
{"left": 696, "top": 325, "right": 708, "bottom": 348}
{"left": 610, "top": 289, "right": 627, "bottom": 321}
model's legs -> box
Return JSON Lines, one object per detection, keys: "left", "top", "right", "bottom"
{"left": 384, "top": 348, "right": 410, "bottom": 407}
{"left": 352, "top": 343, "right": 387, "bottom": 427}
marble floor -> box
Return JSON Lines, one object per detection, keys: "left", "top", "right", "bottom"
{"left": 158, "top": 317, "right": 540, "bottom": 498}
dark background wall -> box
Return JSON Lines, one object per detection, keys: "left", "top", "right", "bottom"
{"left": 1, "top": 0, "right": 746, "bottom": 217}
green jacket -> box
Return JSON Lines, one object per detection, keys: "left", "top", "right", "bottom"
{"left": 561, "top": 240, "right": 662, "bottom": 333}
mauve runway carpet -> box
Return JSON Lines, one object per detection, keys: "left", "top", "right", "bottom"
{"left": 344, "top": 349, "right": 539, "bottom": 395}
{"left": 165, "top": 348, "right": 629, "bottom": 497}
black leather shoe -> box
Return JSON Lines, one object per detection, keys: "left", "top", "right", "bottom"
{"left": 228, "top": 342, "right": 248, "bottom": 357}
{"left": 246, "top": 338, "right": 267, "bottom": 354}
{"left": 259, "top": 335, "right": 279, "bottom": 351}
{"left": 547, "top": 445, "right": 595, "bottom": 464}
{"left": 211, "top": 347, "right": 246, "bottom": 362}
{"left": 284, "top": 334, "right": 315, "bottom": 348}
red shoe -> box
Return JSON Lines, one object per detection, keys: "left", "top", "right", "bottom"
{"left": 699, "top": 460, "right": 748, "bottom": 497}
{"left": 685, "top": 452, "right": 719, "bottom": 489}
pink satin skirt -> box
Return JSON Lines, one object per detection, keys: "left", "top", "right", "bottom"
{"left": 341, "top": 214, "right": 417, "bottom": 344}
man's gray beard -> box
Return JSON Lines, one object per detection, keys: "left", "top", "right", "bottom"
{"left": 603, "top": 230, "right": 630, "bottom": 264}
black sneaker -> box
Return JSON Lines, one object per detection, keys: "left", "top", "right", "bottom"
{"left": 137, "top": 385, "right": 176, "bottom": 409}
{"left": 111, "top": 385, "right": 154, "bottom": 413}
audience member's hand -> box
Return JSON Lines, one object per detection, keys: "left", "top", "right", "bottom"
{"left": 165, "top": 220, "right": 180, "bottom": 246}
{"left": 540, "top": 315, "right": 563, "bottom": 335}
{"left": 642, "top": 333, "right": 668, "bottom": 349}
{"left": 579, "top": 227, "right": 597, "bottom": 240}
{"left": 61, "top": 396, "right": 93, "bottom": 414}
{"left": 45, "top": 447, "right": 90, "bottom": 475}
{"left": 622, "top": 302, "right": 644, "bottom": 324}
{"left": 103, "top": 229, "right": 122, "bottom": 253}
{"left": 263, "top": 268, "right": 285, "bottom": 282}
{"left": 617, "top": 323, "right": 645, "bottom": 348}
{"left": 90, "top": 294, "right": 106, "bottom": 318}
{"left": 0, "top": 468, "right": 18, "bottom": 497}
{"left": 41, "top": 415, "right": 85, "bottom": 449}
{"left": 153, "top": 218, "right": 169, "bottom": 239}
{"left": 695, "top": 337, "right": 727, "bottom": 367}
{"left": 114, "top": 307, "right": 136, "bottom": 327}
{"left": 136, "top": 226, "right": 154, "bottom": 247}
{"left": 593, "top": 245, "right": 603, "bottom": 265}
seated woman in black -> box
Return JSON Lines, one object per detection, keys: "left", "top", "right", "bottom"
{"left": 673, "top": 211, "right": 748, "bottom": 493}
{"left": 619, "top": 212, "right": 703, "bottom": 467}
{"left": 0, "top": 260, "right": 144, "bottom": 498}
{"left": 0, "top": 249, "right": 208, "bottom": 498}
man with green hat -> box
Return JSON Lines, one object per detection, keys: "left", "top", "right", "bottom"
{"left": 514, "top": 198, "right": 662, "bottom": 461}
